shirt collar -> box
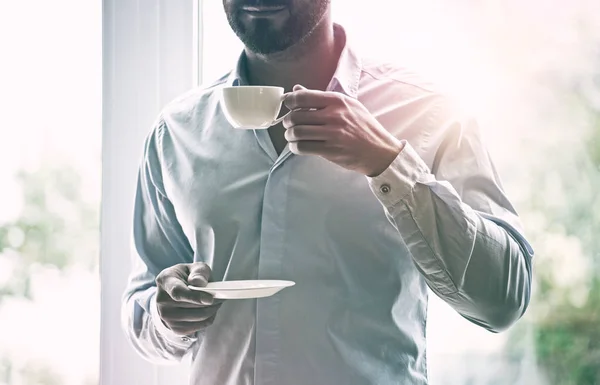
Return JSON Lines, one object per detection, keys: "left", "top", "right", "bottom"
{"left": 225, "top": 23, "right": 362, "bottom": 98}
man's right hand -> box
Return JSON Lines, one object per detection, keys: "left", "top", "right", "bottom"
{"left": 155, "top": 262, "right": 221, "bottom": 336}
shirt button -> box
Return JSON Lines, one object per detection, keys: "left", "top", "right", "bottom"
{"left": 380, "top": 184, "right": 391, "bottom": 194}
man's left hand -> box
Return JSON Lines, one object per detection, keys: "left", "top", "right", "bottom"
{"left": 283, "top": 85, "right": 405, "bottom": 177}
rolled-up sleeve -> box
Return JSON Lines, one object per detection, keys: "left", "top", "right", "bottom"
{"left": 367, "top": 103, "right": 533, "bottom": 333}
{"left": 121, "top": 118, "right": 198, "bottom": 364}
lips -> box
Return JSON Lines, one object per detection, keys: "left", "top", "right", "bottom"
{"left": 241, "top": 5, "right": 286, "bottom": 12}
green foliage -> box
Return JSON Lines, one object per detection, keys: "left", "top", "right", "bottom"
{"left": 19, "top": 363, "right": 63, "bottom": 385}
{"left": 510, "top": 81, "right": 600, "bottom": 383}
{"left": 0, "top": 161, "right": 100, "bottom": 383}
{"left": 0, "top": 161, "right": 99, "bottom": 308}
{"left": 586, "top": 109, "right": 600, "bottom": 168}
{"left": 0, "top": 163, "right": 99, "bottom": 272}
{"left": 534, "top": 279, "right": 600, "bottom": 385}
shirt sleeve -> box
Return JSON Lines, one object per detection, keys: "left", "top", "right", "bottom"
{"left": 121, "top": 118, "right": 199, "bottom": 364}
{"left": 367, "top": 105, "right": 534, "bottom": 333}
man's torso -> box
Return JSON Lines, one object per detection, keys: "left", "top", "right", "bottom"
{"left": 155, "top": 52, "right": 445, "bottom": 385}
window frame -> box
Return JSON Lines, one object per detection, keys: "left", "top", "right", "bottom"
{"left": 100, "top": 1, "right": 203, "bottom": 384}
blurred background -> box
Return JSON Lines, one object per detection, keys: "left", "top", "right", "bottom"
{"left": 0, "top": 0, "right": 598, "bottom": 384}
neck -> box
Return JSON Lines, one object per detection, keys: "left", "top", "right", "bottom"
{"left": 244, "top": 15, "right": 342, "bottom": 92}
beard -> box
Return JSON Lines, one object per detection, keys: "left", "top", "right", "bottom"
{"left": 223, "top": 0, "right": 330, "bottom": 55}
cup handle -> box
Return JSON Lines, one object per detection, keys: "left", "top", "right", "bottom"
{"left": 269, "top": 93, "right": 292, "bottom": 127}
{"left": 270, "top": 110, "right": 292, "bottom": 126}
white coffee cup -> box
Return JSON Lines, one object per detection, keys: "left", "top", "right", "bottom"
{"left": 220, "top": 86, "right": 291, "bottom": 129}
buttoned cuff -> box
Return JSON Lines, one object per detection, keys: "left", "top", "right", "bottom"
{"left": 366, "top": 141, "right": 431, "bottom": 209}
{"left": 150, "top": 293, "right": 198, "bottom": 347}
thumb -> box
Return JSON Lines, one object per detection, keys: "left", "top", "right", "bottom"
{"left": 187, "top": 263, "right": 211, "bottom": 287}
{"left": 293, "top": 84, "right": 306, "bottom": 92}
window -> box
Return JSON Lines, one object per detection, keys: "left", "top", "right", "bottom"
{"left": 0, "top": 1, "right": 101, "bottom": 384}
{"left": 101, "top": 1, "right": 197, "bottom": 384}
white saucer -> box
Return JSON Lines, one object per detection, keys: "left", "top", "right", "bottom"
{"left": 188, "top": 280, "right": 295, "bottom": 299}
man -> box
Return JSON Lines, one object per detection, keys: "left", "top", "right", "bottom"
{"left": 122, "top": 0, "right": 534, "bottom": 384}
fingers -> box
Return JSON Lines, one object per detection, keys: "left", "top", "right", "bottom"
{"left": 188, "top": 263, "right": 212, "bottom": 287}
{"left": 292, "top": 84, "right": 306, "bottom": 92}
{"left": 156, "top": 262, "right": 215, "bottom": 306}
{"left": 282, "top": 108, "right": 327, "bottom": 128}
{"left": 159, "top": 276, "right": 208, "bottom": 305}
{"left": 284, "top": 86, "right": 342, "bottom": 111}
{"left": 167, "top": 314, "right": 218, "bottom": 336}
{"left": 159, "top": 302, "right": 221, "bottom": 323}
{"left": 155, "top": 263, "right": 222, "bottom": 335}
{"left": 289, "top": 140, "right": 328, "bottom": 155}
{"left": 155, "top": 292, "right": 209, "bottom": 308}
{"left": 285, "top": 126, "right": 330, "bottom": 142}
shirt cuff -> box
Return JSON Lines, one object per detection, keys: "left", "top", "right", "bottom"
{"left": 366, "top": 140, "right": 431, "bottom": 209}
{"left": 149, "top": 292, "right": 198, "bottom": 347}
